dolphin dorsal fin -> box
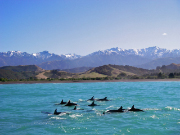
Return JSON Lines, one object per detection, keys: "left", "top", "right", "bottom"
{"left": 54, "top": 109, "right": 57, "bottom": 113}
{"left": 74, "top": 106, "right": 76, "bottom": 110}
{"left": 118, "top": 106, "right": 122, "bottom": 110}
{"left": 132, "top": 105, "right": 134, "bottom": 109}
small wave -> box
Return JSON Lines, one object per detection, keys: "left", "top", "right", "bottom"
{"left": 165, "top": 106, "right": 180, "bottom": 111}
{"left": 50, "top": 113, "right": 68, "bottom": 116}
{"left": 60, "top": 124, "right": 67, "bottom": 133}
{"left": 150, "top": 115, "right": 159, "bottom": 119}
{"left": 106, "top": 105, "right": 114, "bottom": 109}
{"left": 92, "top": 108, "right": 100, "bottom": 113}
{"left": 127, "top": 129, "right": 131, "bottom": 132}
{"left": 69, "top": 114, "right": 83, "bottom": 118}
{"left": 144, "top": 108, "right": 161, "bottom": 111}
{"left": 50, "top": 117, "right": 66, "bottom": 120}
{"left": 78, "top": 99, "right": 86, "bottom": 102}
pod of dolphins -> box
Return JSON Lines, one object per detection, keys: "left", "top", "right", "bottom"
{"left": 45, "top": 96, "right": 144, "bottom": 115}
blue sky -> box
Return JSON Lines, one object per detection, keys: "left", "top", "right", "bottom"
{"left": 0, "top": 0, "right": 180, "bottom": 56}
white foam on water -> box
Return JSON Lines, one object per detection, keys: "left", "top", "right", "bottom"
{"left": 106, "top": 105, "right": 114, "bottom": 109}
{"left": 127, "top": 129, "right": 131, "bottom": 132}
{"left": 60, "top": 124, "right": 67, "bottom": 133}
{"left": 78, "top": 99, "right": 83, "bottom": 102}
{"left": 144, "top": 108, "right": 161, "bottom": 111}
{"left": 166, "top": 106, "right": 173, "bottom": 110}
{"left": 69, "top": 114, "right": 83, "bottom": 118}
{"left": 50, "top": 117, "right": 66, "bottom": 120}
{"left": 150, "top": 115, "right": 159, "bottom": 119}
{"left": 165, "top": 106, "right": 180, "bottom": 111}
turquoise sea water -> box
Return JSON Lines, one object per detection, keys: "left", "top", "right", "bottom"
{"left": 0, "top": 81, "right": 180, "bottom": 135}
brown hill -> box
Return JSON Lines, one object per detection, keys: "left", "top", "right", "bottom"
{"left": 0, "top": 65, "right": 44, "bottom": 80}
{"left": 0, "top": 65, "right": 44, "bottom": 72}
{"left": 156, "top": 63, "right": 180, "bottom": 73}
{"left": 164, "top": 63, "right": 180, "bottom": 70}
{"left": 2, "top": 63, "right": 180, "bottom": 80}
{"left": 85, "top": 64, "right": 157, "bottom": 78}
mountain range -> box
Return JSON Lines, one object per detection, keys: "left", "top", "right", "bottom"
{"left": 1, "top": 46, "right": 180, "bottom": 70}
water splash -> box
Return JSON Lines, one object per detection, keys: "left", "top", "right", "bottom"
{"left": 165, "top": 106, "right": 180, "bottom": 111}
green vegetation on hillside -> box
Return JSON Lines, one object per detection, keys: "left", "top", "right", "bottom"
{"left": 44, "top": 70, "right": 75, "bottom": 79}
{"left": 90, "top": 65, "right": 113, "bottom": 76}
{"left": 0, "top": 65, "right": 44, "bottom": 72}
{"left": 58, "top": 67, "right": 93, "bottom": 73}
{"left": 0, "top": 65, "right": 43, "bottom": 81}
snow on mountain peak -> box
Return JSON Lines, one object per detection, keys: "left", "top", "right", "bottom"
{"left": 89, "top": 46, "right": 180, "bottom": 59}
{"left": 2, "top": 51, "right": 29, "bottom": 57}
{"left": 64, "top": 53, "right": 81, "bottom": 59}
{"left": 1, "top": 47, "right": 180, "bottom": 61}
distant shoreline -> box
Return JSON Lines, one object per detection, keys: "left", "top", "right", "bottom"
{"left": 1, "top": 79, "right": 180, "bottom": 84}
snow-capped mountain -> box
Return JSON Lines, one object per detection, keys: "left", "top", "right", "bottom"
{"left": 0, "top": 51, "right": 81, "bottom": 60}
{"left": 1, "top": 46, "right": 180, "bottom": 69}
{"left": 2, "top": 46, "right": 180, "bottom": 60}
{"left": 89, "top": 46, "right": 180, "bottom": 59}
{"left": 0, "top": 51, "right": 32, "bottom": 57}
{"left": 0, "top": 51, "right": 81, "bottom": 67}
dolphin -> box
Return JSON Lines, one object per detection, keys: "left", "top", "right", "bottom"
{"left": 96, "top": 97, "right": 110, "bottom": 101}
{"left": 106, "top": 106, "right": 125, "bottom": 113}
{"left": 65, "top": 100, "right": 77, "bottom": 106}
{"left": 88, "top": 96, "right": 95, "bottom": 101}
{"left": 54, "top": 109, "right": 68, "bottom": 115}
{"left": 88, "top": 101, "right": 99, "bottom": 106}
{"left": 73, "top": 106, "right": 84, "bottom": 110}
{"left": 128, "top": 105, "right": 144, "bottom": 112}
{"left": 60, "top": 99, "right": 67, "bottom": 104}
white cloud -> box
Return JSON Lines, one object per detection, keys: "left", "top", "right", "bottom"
{"left": 162, "top": 33, "right": 167, "bottom": 36}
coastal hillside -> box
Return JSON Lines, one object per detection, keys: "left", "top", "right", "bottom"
{"left": 0, "top": 69, "right": 39, "bottom": 80}
{"left": 0, "top": 65, "right": 44, "bottom": 72}
{"left": 42, "top": 63, "right": 180, "bottom": 79}
{"left": 40, "top": 70, "right": 75, "bottom": 79}
{"left": 88, "top": 64, "right": 151, "bottom": 77}
{"left": 0, "top": 65, "right": 44, "bottom": 80}
{"left": 1, "top": 63, "right": 180, "bottom": 80}
{"left": 36, "top": 63, "right": 180, "bottom": 79}
{"left": 0, "top": 69, "right": 25, "bottom": 80}
{"left": 35, "top": 64, "right": 154, "bottom": 79}
{"left": 156, "top": 63, "right": 180, "bottom": 73}
{"left": 57, "top": 67, "right": 93, "bottom": 73}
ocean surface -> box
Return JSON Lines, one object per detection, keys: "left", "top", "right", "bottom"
{"left": 0, "top": 81, "right": 180, "bottom": 135}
